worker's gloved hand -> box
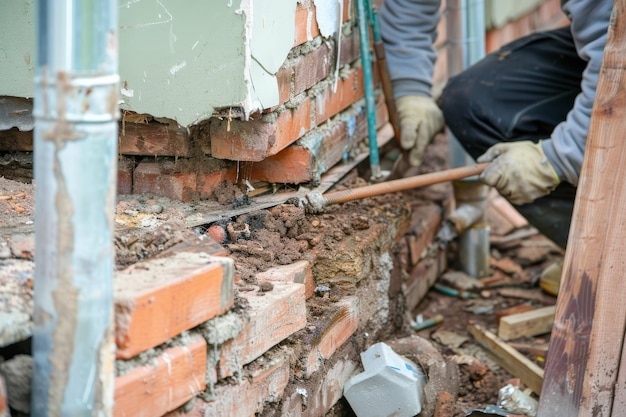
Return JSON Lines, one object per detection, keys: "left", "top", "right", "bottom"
{"left": 477, "top": 140, "right": 560, "bottom": 205}
{"left": 396, "top": 95, "right": 445, "bottom": 167}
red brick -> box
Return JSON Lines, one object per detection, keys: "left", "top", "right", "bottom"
{"left": 293, "top": 42, "right": 333, "bottom": 95}
{"left": 218, "top": 281, "right": 306, "bottom": 378}
{"left": 0, "top": 374, "right": 8, "bottom": 417}
{"left": 114, "top": 336, "right": 207, "bottom": 417}
{"left": 342, "top": 0, "right": 351, "bottom": 21}
{"left": 406, "top": 203, "right": 443, "bottom": 266}
{"left": 210, "top": 98, "right": 312, "bottom": 161}
{"left": 281, "top": 358, "right": 359, "bottom": 417}
{"left": 404, "top": 249, "right": 447, "bottom": 311}
{"left": 256, "top": 260, "right": 315, "bottom": 299}
{"left": 249, "top": 120, "right": 345, "bottom": 184}
{"left": 294, "top": 1, "right": 320, "bottom": 46}
{"left": 276, "top": 64, "right": 293, "bottom": 107}
{"left": 306, "top": 296, "right": 359, "bottom": 376}
{"left": 114, "top": 252, "right": 233, "bottom": 359}
{"left": 249, "top": 94, "right": 390, "bottom": 185}
{"left": 167, "top": 353, "right": 290, "bottom": 417}
{"left": 339, "top": 28, "right": 361, "bottom": 68}
{"left": 133, "top": 161, "right": 197, "bottom": 202}
{"left": 315, "top": 66, "right": 365, "bottom": 125}
{"left": 197, "top": 168, "right": 238, "bottom": 199}
{"left": 249, "top": 145, "right": 315, "bottom": 184}
{"left": 117, "top": 157, "right": 134, "bottom": 195}
{"left": 389, "top": 238, "right": 410, "bottom": 297}
{"left": 119, "top": 119, "right": 190, "bottom": 157}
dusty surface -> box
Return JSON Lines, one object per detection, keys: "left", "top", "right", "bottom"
{"left": 0, "top": 139, "right": 563, "bottom": 415}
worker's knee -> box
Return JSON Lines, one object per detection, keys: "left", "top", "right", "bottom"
{"left": 439, "top": 72, "right": 496, "bottom": 159}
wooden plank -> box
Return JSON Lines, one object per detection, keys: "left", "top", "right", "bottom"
{"left": 498, "top": 305, "right": 556, "bottom": 341}
{"left": 538, "top": 2, "right": 626, "bottom": 415}
{"left": 468, "top": 323, "right": 544, "bottom": 394}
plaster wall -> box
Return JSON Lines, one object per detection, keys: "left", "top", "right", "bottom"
{"left": 485, "top": 0, "right": 547, "bottom": 29}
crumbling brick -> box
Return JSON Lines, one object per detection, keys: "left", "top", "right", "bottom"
{"left": 133, "top": 161, "right": 197, "bottom": 202}
{"left": 210, "top": 98, "right": 312, "bottom": 162}
{"left": 167, "top": 352, "right": 291, "bottom": 417}
{"left": 256, "top": 260, "right": 315, "bottom": 299}
{"left": 114, "top": 252, "right": 234, "bottom": 359}
{"left": 306, "top": 296, "right": 360, "bottom": 376}
{"left": 118, "top": 120, "right": 190, "bottom": 157}
{"left": 218, "top": 282, "right": 306, "bottom": 378}
{"left": 114, "top": 336, "right": 207, "bottom": 417}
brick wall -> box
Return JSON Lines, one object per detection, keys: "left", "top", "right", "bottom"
{"left": 115, "top": 0, "right": 564, "bottom": 202}
{"left": 0, "top": 1, "right": 566, "bottom": 203}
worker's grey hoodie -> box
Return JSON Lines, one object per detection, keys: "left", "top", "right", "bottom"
{"left": 378, "top": 0, "right": 612, "bottom": 186}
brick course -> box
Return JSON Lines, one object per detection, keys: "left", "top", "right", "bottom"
{"left": 114, "top": 252, "right": 233, "bottom": 359}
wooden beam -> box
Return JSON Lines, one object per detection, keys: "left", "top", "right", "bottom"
{"left": 468, "top": 323, "right": 544, "bottom": 394}
{"left": 538, "top": 1, "right": 626, "bottom": 415}
{"left": 498, "top": 305, "right": 556, "bottom": 341}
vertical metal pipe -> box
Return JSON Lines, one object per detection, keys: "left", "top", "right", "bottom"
{"left": 463, "top": 0, "right": 486, "bottom": 68}
{"left": 446, "top": 0, "right": 489, "bottom": 278}
{"left": 357, "top": 0, "right": 382, "bottom": 179}
{"left": 32, "top": 1, "right": 119, "bottom": 416}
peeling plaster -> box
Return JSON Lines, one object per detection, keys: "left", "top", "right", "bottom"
{"left": 312, "top": 0, "right": 342, "bottom": 37}
{"left": 312, "top": 0, "right": 343, "bottom": 91}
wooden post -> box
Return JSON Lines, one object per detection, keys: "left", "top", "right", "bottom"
{"left": 538, "top": 1, "right": 626, "bottom": 415}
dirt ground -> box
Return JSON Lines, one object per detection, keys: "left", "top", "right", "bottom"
{"left": 0, "top": 144, "right": 563, "bottom": 416}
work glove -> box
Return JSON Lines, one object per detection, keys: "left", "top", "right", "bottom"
{"left": 477, "top": 140, "right": 560, "bottom": 205}
{"left": 396, "top": 95, "right": 445, "bottom": 167}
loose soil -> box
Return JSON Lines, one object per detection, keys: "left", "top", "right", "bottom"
{"left": 0, "top": 143, "right": 563, "bottom": 415}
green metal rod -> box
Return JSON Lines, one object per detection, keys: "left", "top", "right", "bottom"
{"left": 356, "top": 0, "right": 381, "bottom": 179}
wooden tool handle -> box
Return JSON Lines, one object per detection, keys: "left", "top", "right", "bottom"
{"left": 322, "top": 163, "right": 488, "bottom": 206}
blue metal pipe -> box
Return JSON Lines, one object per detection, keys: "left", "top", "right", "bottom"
{"left": 32, "top": 0, "right": 119, "bottom": 415}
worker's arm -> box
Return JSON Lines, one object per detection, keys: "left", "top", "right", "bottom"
{"left": 541, "top": 0, "right": 613, "bottom": 186}
{"left": 378, "top": 0, "right": 441, "bottom": 99}
{"left": 379, "top": 0, "right": 443, "bottom": 166}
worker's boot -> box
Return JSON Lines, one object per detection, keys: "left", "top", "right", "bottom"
{"left": 539, "top": 259, "right": 564, "bottom": 296}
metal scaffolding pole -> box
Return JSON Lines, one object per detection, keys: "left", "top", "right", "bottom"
{"left": 32, "top": 1, "right": 119, "bottom": 415}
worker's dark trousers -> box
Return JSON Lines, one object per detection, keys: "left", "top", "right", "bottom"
{"left": 439, "top": 26, "right": 586, "bottom": 248}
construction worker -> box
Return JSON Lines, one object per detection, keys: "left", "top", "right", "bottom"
{"left": 379, "top": 0, "right": 612, "bottom": 294}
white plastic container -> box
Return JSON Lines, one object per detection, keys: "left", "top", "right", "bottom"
{"left": 343, "top": 342, "right": 426, "bottom": 417}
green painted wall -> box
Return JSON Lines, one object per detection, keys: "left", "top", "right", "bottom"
{"left": 0, "top": 0, "right": 35, "bottom": 98}
{"left": 0, "top": 0, "right": 551, "bottom": 126}
{"left": 485, "top": 0, "right": 547, "bottom": 29}
{"left": 118, "top": 0, "right": 297, "bottom": 126}
{"left": 0, "top": 0, "right": 297, "bottom": 127}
